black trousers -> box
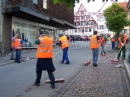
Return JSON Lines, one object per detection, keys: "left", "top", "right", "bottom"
{"left": 35, "top": 70, "right": 55, "bottom": 86}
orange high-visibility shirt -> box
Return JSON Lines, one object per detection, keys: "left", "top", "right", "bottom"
{"left": 59, "top": 36, "right": 69, "bottom": 49}
{"left": 90, "top": 35, "right": 99, "bottom": 49}
{"left": 36, "top": 36, "right": 53, "bottom": 58}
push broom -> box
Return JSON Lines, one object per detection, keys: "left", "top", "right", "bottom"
{"left": 45, "top": 47, "right": 64, "bottom": 83}
{"left": 84, "top": 52, "right": 92, "bottom": 66}
{"left": 110, "top": 37, "right": 127, "bottom": 62}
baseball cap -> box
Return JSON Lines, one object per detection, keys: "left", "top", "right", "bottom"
{"left": 59, "top": 34, "right": 63, "bottom": 37}
{"left": 40, "top": 32, "right": 46, "bottom": 35}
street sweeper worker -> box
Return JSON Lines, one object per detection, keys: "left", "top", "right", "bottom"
{"left": 90, "top": 31, "right": 100, "bottom": 67}
{"left": 99, "top": 34, "right": 106, "bottom": 54}
{"left": 34, "top": 32, "right": 56, "bottom": 89}
{"left": 59, "top": 34, "right": 70, "bottom": 64}
{"left": 117, "top": 33, "right": 127, "bottom": 61}
{"left": 111, "top": 36, "right": 115, "bottom": 49}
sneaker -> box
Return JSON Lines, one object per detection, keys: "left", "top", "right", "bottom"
{"left": 51, "top": 85, "right": 55, "bottom": 89}
{"left": 60, "top": 61, "right": 64, "bottom": 64}
{"left": 34, "top": 82, "right": 39, "bottom": 86}
{"left": 93, "top": 64, "right": 97, "bottom": 67}
{"left": 115, "top": 64, "right": 124, "bottom": 67}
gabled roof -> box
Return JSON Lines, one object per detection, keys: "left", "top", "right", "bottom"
{"left": 116, "top": 2, "right": 129, "bottom": 11}
{"left": 76, "top": 3, "right": 87, "bottom": 14}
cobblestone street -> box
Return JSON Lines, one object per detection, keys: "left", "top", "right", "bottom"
{"left": 48, "top": 45, "right": 130, "bottom": 97}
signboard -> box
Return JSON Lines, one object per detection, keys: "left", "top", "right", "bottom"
{"left": 86, "top": 12, "right": 103, "bottom": 16}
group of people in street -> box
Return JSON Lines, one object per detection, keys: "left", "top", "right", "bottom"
{"left": 10, "top": 30, "right": 129, "bottom": 89}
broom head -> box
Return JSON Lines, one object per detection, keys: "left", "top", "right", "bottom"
{"left": 111, "top": 59, "right": 118, "bottom": 62}
{"left": 84, "top": 61, "right": 91, "bottom": 66}
{"left": 100, "top": 54, "right": 107, "bottom": 56}
{"left": 45, "top": 78, "right": 64, "bottom": 83}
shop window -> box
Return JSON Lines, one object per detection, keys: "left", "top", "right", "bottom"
{"left": 89, "top": 28, "right": 91, "bottom": 32}
{"left": 33, "top": 0, "right": 38, "bottom": 4}
{"left": 75, "top": 29, "right": 77, "bottom": 32}
{"left": 43, "top": 0, "right": 47, "bottom": 9}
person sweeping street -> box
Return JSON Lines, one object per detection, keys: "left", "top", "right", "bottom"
{"left": 90, "top": 31, "right": 100, "bottom": 67}
{"left": 111, "top": 36, "right": 115, "bottom": 49}
{"left": 59, "top": 34, "right": 70, "bottom": 64}
{"left": 34, "top": 32, "right": 56, "bottom": 89}
{"left": 100, "top": 34, "right": 106, "bottom": 54}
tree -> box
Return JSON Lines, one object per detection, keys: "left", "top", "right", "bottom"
{"left": 53, "top": 0, "right": 118, "bottom": 9}
{"left": 104, "top": 3, "right": 130, "bottom": 40}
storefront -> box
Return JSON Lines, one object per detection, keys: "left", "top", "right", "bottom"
{"left": 12, "top": 17, "right": 59, "bottom": 47}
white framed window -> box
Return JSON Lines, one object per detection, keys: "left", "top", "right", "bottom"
{"left": 43, "top": 0, "right": 47, "bottom": 9}
{"left": 33, "top": 0, "right": 38, "bottom": 4}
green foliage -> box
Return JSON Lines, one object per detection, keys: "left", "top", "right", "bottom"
{"left": 104, "top": 3, "right": 130, "bottom": 35}
{"left": 52, "top": 0, "right": 119, "bottom": 9}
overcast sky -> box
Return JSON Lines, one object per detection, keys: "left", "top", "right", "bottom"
{"left": 74, "top": 0, "right": 129, "bottom": 21}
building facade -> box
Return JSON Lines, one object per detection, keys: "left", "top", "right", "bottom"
{"left": 71, "top": 4, "right": 97, "bottom": 36}
{"left": 0, "top": 0, "right": 75, "bottom": 55}
{"left": 97, "top": 15, "right": 112, "bottom": 36}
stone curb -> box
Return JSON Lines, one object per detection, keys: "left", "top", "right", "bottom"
{"left": 123, "top": 60, "right": 130, "bottom": 81}
{"left": 0, "top": 44, "right": 78, "bottom": 67}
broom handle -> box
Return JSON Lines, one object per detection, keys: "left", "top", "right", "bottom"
{"left": 114, "top": 37, "right": 128, "bottom": 60}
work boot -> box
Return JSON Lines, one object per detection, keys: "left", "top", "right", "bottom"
{"left": 34, "top": 82, "right": 40, "bottom": 86}
{"left": 51, "top": 85, "right": 55, "bottom": 89}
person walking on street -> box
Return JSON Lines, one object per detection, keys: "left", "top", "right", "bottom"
{"left": 59, "top": 34, "right": 70, "bottom": 64}
{"left": 100, "top": 34, "right": 106, "bottom": 54}
{"left": 34, "top": 32, "right": 56, "bottom": 89}
{"left": 13, "top": 35, "right": 24, "bottom": 63}
{"left": 111, "top": 36, "right": 115, "bottom": 49}
{"left": 10, "top": 34, "right": 18, "bottom": 60}
{"left": 117, "top": 33, "right": 127, "bottom": 61}
{"left": 90, "top": 31, "right": 100, "bottom": 67}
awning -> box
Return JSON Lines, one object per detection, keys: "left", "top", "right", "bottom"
{"left": 4, "top": 6, "right": 76, "bottom": 29}
{"left": 4, "top": 6, "right": 49, "bottom": 23}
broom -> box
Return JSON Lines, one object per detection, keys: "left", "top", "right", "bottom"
{"left": 111, "top": 37, "right": 127, "bottom": 62}
{"left": 45, "top": 48, "right": 64, "bottom": 83}
{"left": 84, "top": 52, "right": 92, "bottom": 66}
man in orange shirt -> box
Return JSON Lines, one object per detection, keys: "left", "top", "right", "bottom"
{"left": 90, "top": 31, "right": 100, "bottom": 67}
{"left": 34, "top": 32, "right": 55, "bottom": 89}
{"left": 59, "top": 34, "right": 70, "bottom": 64}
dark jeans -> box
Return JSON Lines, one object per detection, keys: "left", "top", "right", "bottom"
{"left": 10, "top": 47, "right": 15, "bottom": 59}
{"left": 118, "top": 46, "right": 126, "bottom": 60}
{"left": 15, "top": 49, "right": 21, "bottom": 63}
{"left": 112, "top": 42, "right": 115, "bottom": 49}
{"left": 35, "top": 70, "right": 55, "bottom": 86}
{"left": 61, "top": 47, "right": 70, "bottom": 63}
{"left": 92, "top": 48, "right": 99, "bottom": 64}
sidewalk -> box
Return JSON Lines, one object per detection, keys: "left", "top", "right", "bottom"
{"left": 48, "top": 44, "right": 130, "bottom": 97}
{"left": 123, "top": 43, "right": 130, "bottom": 81}
{"left": 0, "top": 42, "right": 78, "bottom": 66}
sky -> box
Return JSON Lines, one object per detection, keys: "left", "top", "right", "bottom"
{"left": 74, "top": 0, "right": 129, "bottom": 21}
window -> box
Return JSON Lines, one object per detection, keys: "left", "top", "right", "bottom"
{"left": 81, "top": 11, "right": 84, "bottom": 14}
{"left": 75, "top": 29, "right": 77, "bottom": 32}
{"left": 78, "top": 28, "right": 81, "bottom": 32}
{"left": 89, "top": 28, "right": 91, "bottom": 32}
{"left": 85, "top": 22, "right": 88, "bottom": 25}
{"left": 100, "top": 25, "right": 104, "bottom": 29}
{"left": 81, "top": 16, "right": 84, "bottom": 19}
{"left": 43, "top": 0, "right": 47, "bottom": 9}
{"left": 33, "top": 0, "right": 38, "bottom": 4}
{"left": 85, "top": 28, "right": 88, "bottom": 32}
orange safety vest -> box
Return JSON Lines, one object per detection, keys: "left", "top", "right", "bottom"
{"left": 59, "top": 36, "right": 69, "bottom": 49}
{"left": 118, "top": 37, "right": 126, "bottom": 48}
{"left": 36, "top": 36, "right": 53, "bottom": 58}
{"left": 111, "top": 38, "right": 115, "bottom": 42}
{"left": 99, "top": 37, "right": 105, "bottom": 45}
{"left": 14, "top": 39, "right": 22, "bottom": 49}
{"left": 124, "top": 34, "right": 127, "bottom": 42}
{"left": 12, "top": 42, "right": 15, "bottom": 47}
{"left": 90, "top": 35, "right": 99, "bottom": 49}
